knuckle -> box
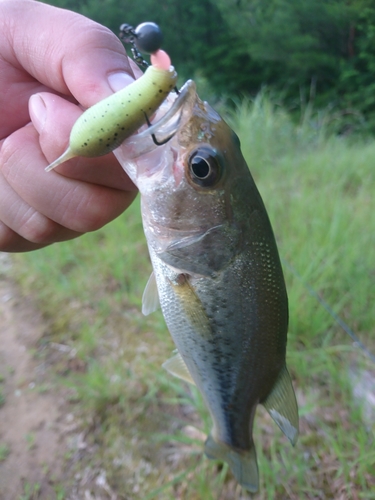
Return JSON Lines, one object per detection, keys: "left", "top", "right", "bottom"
{"left": 18, "top": 211, "right": 56, "bottom": 245}
{"left": 0, "top": 135, "right": 18, "bottom": 174}
{"left": 0, "top": 222, "right": 16, "bottom": 252}
{"left": 74, "top": 202, "right": 108, "bottom": 233}
{"left": 0, "top": 127, "right": 35, "bottom": 180}
{"left": 0, "top": 223, "right": 45, "bottom": 253}
{"left": 60, "top": 187, "right": 114, "bottom": 233}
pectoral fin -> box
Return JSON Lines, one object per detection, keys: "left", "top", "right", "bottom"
{"left": 159, "top": 224, "right": 239, "bottom": 276}
{"left": 162, "top": 352, "right": 196, "bottom": 385}
{"left": 262, "top": 365, "right": 299, "bottom": 445}
{"left": 205, "top": 435, "right": 259, "bottom": 493}
{"left": 142, "top": 272, "right": 160, "bottom": 316}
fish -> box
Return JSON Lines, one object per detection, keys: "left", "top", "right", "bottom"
{"left": 114, "top": 79, "right": 299, "bottom": 492}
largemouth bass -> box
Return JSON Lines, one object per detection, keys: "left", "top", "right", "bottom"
{"left": 115, "top": 80, "right": 299, "bottom": 492}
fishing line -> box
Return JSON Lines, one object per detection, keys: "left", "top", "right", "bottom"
{"left": 281, "top": 258, "right": 375, "bottom": 364}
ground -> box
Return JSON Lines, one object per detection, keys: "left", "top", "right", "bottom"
{"left": 1, "top": 250, "right": 374, "bottom": 500}
{"left": 0, "top": 254, "right": 72, "bottom": 499}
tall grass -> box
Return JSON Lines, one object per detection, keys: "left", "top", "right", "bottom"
{"left": 11, "top": 92, "right": 375, "bottom": 498}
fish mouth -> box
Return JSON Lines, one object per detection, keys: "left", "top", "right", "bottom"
{"left": 113, "top": 79, "right": 199, "bottom": 187}
{"left": 119, "top": 80, "right": 198, "bottom": 159}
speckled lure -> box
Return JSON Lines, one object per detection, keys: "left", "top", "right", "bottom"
{"left": 45, "top": 22, "right": 177, "bottom": 171}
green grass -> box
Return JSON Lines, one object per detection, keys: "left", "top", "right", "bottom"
{"left": 11, "top": 93, "right": 375, "bottom": 498}
{"left": 0, "top": 443, "right": 10, "bottom": 461}
{"left": 19, "top": 482, "right": 41, "bottom": 500}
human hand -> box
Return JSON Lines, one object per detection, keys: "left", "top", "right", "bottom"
{"left": 0, "top": 0, "right": 139, "bottom": 252}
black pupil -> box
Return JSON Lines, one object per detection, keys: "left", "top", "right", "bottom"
{"left": 191, "top": 156, "right": 210, "bottom": 179}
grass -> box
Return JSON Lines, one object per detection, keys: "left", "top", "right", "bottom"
{"left": 0, "top": 443, "right": 10, "bottom": 461}
{"left": 19, "top": 482, "right": 41, "bottom": 500}
{"left": 0, "top": 372, "right": 5, "bottom": 407}
{"left": 11, "top": 92, "right": 375, "bottom": 498}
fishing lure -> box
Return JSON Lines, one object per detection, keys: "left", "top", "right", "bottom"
{"left": 45, "top": 23, "right": 177, "bottom": 171}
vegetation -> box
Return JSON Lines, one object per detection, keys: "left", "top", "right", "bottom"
{"left": 11, "top": 93, "right": 375, "bottom": 498}
{"left": 44, "top": 0, "right": 375, "bottom": 131}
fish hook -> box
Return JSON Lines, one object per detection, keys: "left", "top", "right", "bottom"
{"left": 143, "top": 111, "right": 176, "bottom": 146}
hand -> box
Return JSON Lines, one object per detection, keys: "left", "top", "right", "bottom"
{"left": 0, "top": 0, "right": 139, "bottom": 252}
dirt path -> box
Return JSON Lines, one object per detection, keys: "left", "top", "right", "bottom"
{"left": 0, "top": 255, "right": 70, "bottom": 500}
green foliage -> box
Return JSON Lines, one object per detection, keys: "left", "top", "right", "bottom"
{"left": 338, "top": 2, "right": 375, "bottom": 131}
{"left": 219, "top": 1, "right": 351, "bottom": 71}
{"left": 42, "top": 0, "right": 375, "bottom": 129}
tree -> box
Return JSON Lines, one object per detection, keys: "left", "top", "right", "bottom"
{"left": 214, "top": 0, "right": 355, "bottom": 94}
{"left": 43, "top": 0, "right": 375, "bottom": 129}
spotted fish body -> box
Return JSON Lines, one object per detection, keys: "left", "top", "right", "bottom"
{"left": 116, "top": 81, "right": 299, "bottom": 492}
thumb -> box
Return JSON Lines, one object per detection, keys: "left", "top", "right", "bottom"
{"left": 28, "top": 91, "right": 137, "bottom": 191}
{"left": 1, "top": 0, "right": 135, "bottom": 107}
{"left": 29, "top": 92, "right": 82, "bottom": 163}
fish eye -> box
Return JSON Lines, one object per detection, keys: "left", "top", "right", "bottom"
{"left": 188, "top": 147, "right": 222, "bottom": 188}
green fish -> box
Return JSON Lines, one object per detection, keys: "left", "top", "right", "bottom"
{"left": 116, "top": 80, "right": 299, "bottom": 492}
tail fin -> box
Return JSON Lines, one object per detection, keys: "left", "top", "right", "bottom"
{"left": 204, "top": 434, "right": 259, "bottom": 493}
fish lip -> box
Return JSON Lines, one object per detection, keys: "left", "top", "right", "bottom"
{"left": 114, "top": 79, "right": 203, "bottom": 189}
{"left": 136, "top": 80, "right": 196, "bottom": 141}
{"left": 120, "top": 80, "right": 197, "bottom": 159}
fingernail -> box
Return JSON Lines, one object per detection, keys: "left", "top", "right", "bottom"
{"left": 29, "top": 94, "right": 47, "bottom": 132}
{"left": 107, "top": 72, "right": 135, "bottom": 92}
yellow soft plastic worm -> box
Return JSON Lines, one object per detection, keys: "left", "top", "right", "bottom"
{"left": 45, "top": 49, "right": 177, "bottom": 171}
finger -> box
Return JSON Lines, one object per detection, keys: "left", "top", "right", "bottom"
{"left": 29, "top": 92, "right": 137, "bottom": 191}
{"left": 0, "top": 0, "right": 135, "bottom": 134}
{"left": 1, "top": 124, "right": 138, "bottom": 233}
{"left": 0, "top": 0, "right": 134, "bottom": 102}
{"left": 0, "top": 181, "right": 82, "bottom": 251}
{"left": 0, "top": 65, "right": 50, "bottom": 140}
{"left": 0, "top": 222, "right": 52, "bottom": 253}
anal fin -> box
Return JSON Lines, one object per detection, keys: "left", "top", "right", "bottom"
{"left": 262, "top": 364, "right": 299, "bottom": 445}
{"left": 162, "top": 352, "right": 196, "bottom": 386}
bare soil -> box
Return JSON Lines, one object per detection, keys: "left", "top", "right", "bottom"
{"left": 0, "top": 255, "right": 70, "bottom": 500}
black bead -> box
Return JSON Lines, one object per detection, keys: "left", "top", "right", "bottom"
{"left": 134, "top": 22, "right": 163, "bottom": 54}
